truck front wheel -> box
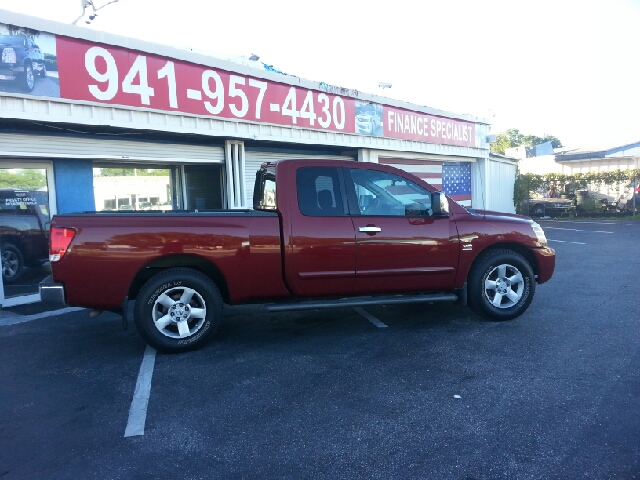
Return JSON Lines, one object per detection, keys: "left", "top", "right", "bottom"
{"left": 467, "top": 249, "right": 535, "bottom": 321}
{"left": 133, "top": 268, "right": 223, "bottom": 353}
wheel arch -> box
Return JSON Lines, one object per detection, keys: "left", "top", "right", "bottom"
{"left": 466, "top": 243, "right": 540, "bottom": 282}
{"left": 0, "top": 235, "right": 25, "bottom": 252}
{"left": 531, "top": 203, "right": 545, "bottom": 215}
{"left": 128, "top": 254, "right": 231, "bottom": 304}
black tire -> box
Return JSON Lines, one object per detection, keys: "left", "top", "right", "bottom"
{"left": 1, "top": 243, "right": 25, "bottom": 284}
{"left": 531, "top": 204, "right": 545, "bottom": 217}
{"left": 467, "top": 249, "right": 535, "bottom": 321}
{"left": 133, "top": 268, "right": 223, "bottom": 353}
{"left": 21, "top": 63, "right": 35, "bottom": 92}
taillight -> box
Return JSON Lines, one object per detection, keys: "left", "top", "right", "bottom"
{"left": 50, "top": 227, "right": 76, "bottom": 262}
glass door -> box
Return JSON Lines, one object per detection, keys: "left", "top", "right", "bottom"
{"left": 0, "top": 163, "right": 55, "bottom": 306}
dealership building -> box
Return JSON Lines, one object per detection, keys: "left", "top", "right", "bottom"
{"left": 0, "top": 9, "right": 515, "bottom": 307}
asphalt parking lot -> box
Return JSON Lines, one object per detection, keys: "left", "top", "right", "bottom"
{"left": 1, "top": 220, "right": 639, "bottom": 479}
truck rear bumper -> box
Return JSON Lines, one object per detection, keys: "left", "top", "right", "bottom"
{"left": 0, "top": 65, "right": 22, "bottom": 78}
{"left": 39, "top": 275, "right": 67, "bottom": 305}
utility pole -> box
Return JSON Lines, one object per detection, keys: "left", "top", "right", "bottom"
{"left": 72, "top": 0, "right": 120, "bottom": 25}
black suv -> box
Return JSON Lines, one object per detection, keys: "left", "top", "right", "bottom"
{"left": 0, "top": 190, "right": 50, "bottom": 284}
{"left": 0, "top": 35, "right": 46, "bottom": 92}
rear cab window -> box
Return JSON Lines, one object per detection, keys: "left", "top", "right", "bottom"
{"left": 296, "top": 167, "right": 345, "bottom": 217}
{"left": 253, "top": 165, "right": 277, "bottom": 210}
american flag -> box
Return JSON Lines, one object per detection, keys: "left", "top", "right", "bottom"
{"left": 378, "top": 158, "right": 472, "bottom": 206}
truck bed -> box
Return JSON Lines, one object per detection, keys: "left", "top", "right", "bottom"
{"left": 50, "top": 210, "right": 291, "bottom": 309}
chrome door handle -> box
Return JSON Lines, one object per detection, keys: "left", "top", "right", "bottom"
{"left": 359, "top": 226, "right": 382, "bottom": 232}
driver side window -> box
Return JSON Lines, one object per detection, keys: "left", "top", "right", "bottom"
{"left": 348, "top": 168, "right": 433, "bottom": 217}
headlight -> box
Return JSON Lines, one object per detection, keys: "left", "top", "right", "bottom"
{"left": 2, "top": 47, "right": 17, "bottom": 64}
{"left": 531, "top": 222, "right": 547, "bottom": 245}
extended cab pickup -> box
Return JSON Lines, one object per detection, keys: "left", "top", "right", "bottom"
{"left": 41, "top": 160, "right": 555, "bottom": 352}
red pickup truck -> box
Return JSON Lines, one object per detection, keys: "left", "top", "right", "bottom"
{"left": 41, "top": 160, "right": 555, "bottom": 352}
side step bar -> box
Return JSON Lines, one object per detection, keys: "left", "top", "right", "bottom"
{"left": 263, "top": 292, "right": 459, "bottom": 312}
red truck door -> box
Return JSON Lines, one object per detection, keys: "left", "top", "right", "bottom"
{"left": 280, "top": 164, "right": 357, "bottom": 297}
{"left": 344, "top": 166, "right": 458, "bottom": 295}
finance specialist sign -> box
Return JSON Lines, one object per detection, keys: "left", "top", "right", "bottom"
{"left": 383, "top": 106, "right": 476, "bottom": 148}
{"left": 0, "top": 22, "right": 476, "bottom": 148}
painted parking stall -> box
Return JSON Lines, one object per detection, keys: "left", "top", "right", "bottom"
{"left": 540, "top": 220, "right": 626, "bottom": 245}
{"left": 2, "top": 215, "right": 640, "bottom": 480}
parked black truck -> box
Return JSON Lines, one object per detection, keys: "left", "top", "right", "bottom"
{"left": 0, "top": 190, "right": 50, "bottom": 284}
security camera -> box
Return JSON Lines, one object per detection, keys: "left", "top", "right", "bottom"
{"left": 378, "top": 82, "right": 392, "bottom": 89}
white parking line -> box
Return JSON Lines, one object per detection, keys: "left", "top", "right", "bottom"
{"left": 542, "top": 220, "right": 618, "bottom": 225}
{"left": 354, "top": 307, "right": 388, "bottom": 328}
{"left": 548, "top": 239, "right": 587, "bottom": 245}
{"left": 544, "top": 227, "right": 613, "bottom": 234}
{"left": 124, "top": 345, "right": 157, "bottom": 437}
{"left": 0, "top": 307, "right": 85, "bottom": 327}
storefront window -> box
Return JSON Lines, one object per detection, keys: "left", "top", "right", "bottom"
{"left": 93, "top": 165, "right": 181, "bottom": 211}
{"left": 93, "top": 163, "right": 224, "bottom": 213}
{"left": 1, "top": 167, "right": 52, "bottom": 301}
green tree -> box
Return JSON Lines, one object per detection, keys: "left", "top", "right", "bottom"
{"left": 97, "top": 168, "right": 135, "bottom": 176}
{"left": 96, "top": 168, "right": 169, "bottom": 176}
{"left": 491, "top": 129, "right": 563, "bottom": 154}
{"left": 522, "top": 134, "right": 563, "bottom": 149}
{"left": 0, "top": 170, "right": 47, "bottom": 189}
{"left": 491, "top": 128, "right": 523, "bottom": 154}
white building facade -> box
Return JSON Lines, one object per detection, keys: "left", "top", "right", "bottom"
{"left": 0, "top": 10, "right": 513, "bottom": 306}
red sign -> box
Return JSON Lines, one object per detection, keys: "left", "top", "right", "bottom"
{"left": 383, "top": 106, "right": 475, "bottom": 147}
{"left": 56, "top": 37, "right": 355, "bottom": 134}
{"left": 54, "top": 36, "right": 476, "bottom": 147}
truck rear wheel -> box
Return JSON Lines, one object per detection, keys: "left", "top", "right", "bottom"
{"left": 467, "top": 249, "right": 535, "bottom": 321}
{"left": 133, "top": 268, "right": 223, "bottom": 353}
{"left": 1, "top": 243, "right": 25, "bottom": 284}
{"left": 21, "top": 63, "right": 35, "bottom": 92}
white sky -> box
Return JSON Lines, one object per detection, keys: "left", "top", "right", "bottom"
{"left": 0, "top": 0, "right": 638, "bottom": 148}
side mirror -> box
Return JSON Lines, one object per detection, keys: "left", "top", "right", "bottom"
{"left": 431, "top": 192, "right": 450, "bottom": 217}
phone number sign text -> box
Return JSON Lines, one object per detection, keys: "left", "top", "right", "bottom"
{"left": 55, "top": 37, "right": 477, "bottom": 148}
{"left": 56, "top": 37, "right": 355, "bottom": 133}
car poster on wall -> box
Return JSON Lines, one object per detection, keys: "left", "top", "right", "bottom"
{"left": 0, "top": 23, "right": 59, "bottom": 97}
{"left": 355, "top": 101, "right": 383, "bottom": 136}
{"left": 0, "top": 22, "right": 476, "bottom": 148}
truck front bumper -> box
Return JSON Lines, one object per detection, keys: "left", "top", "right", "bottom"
{"left": 39, "top": 275, "right": 67, "bottom": 305}
{"left": 533, "top": 247, "right": 556, "bottom": 284}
